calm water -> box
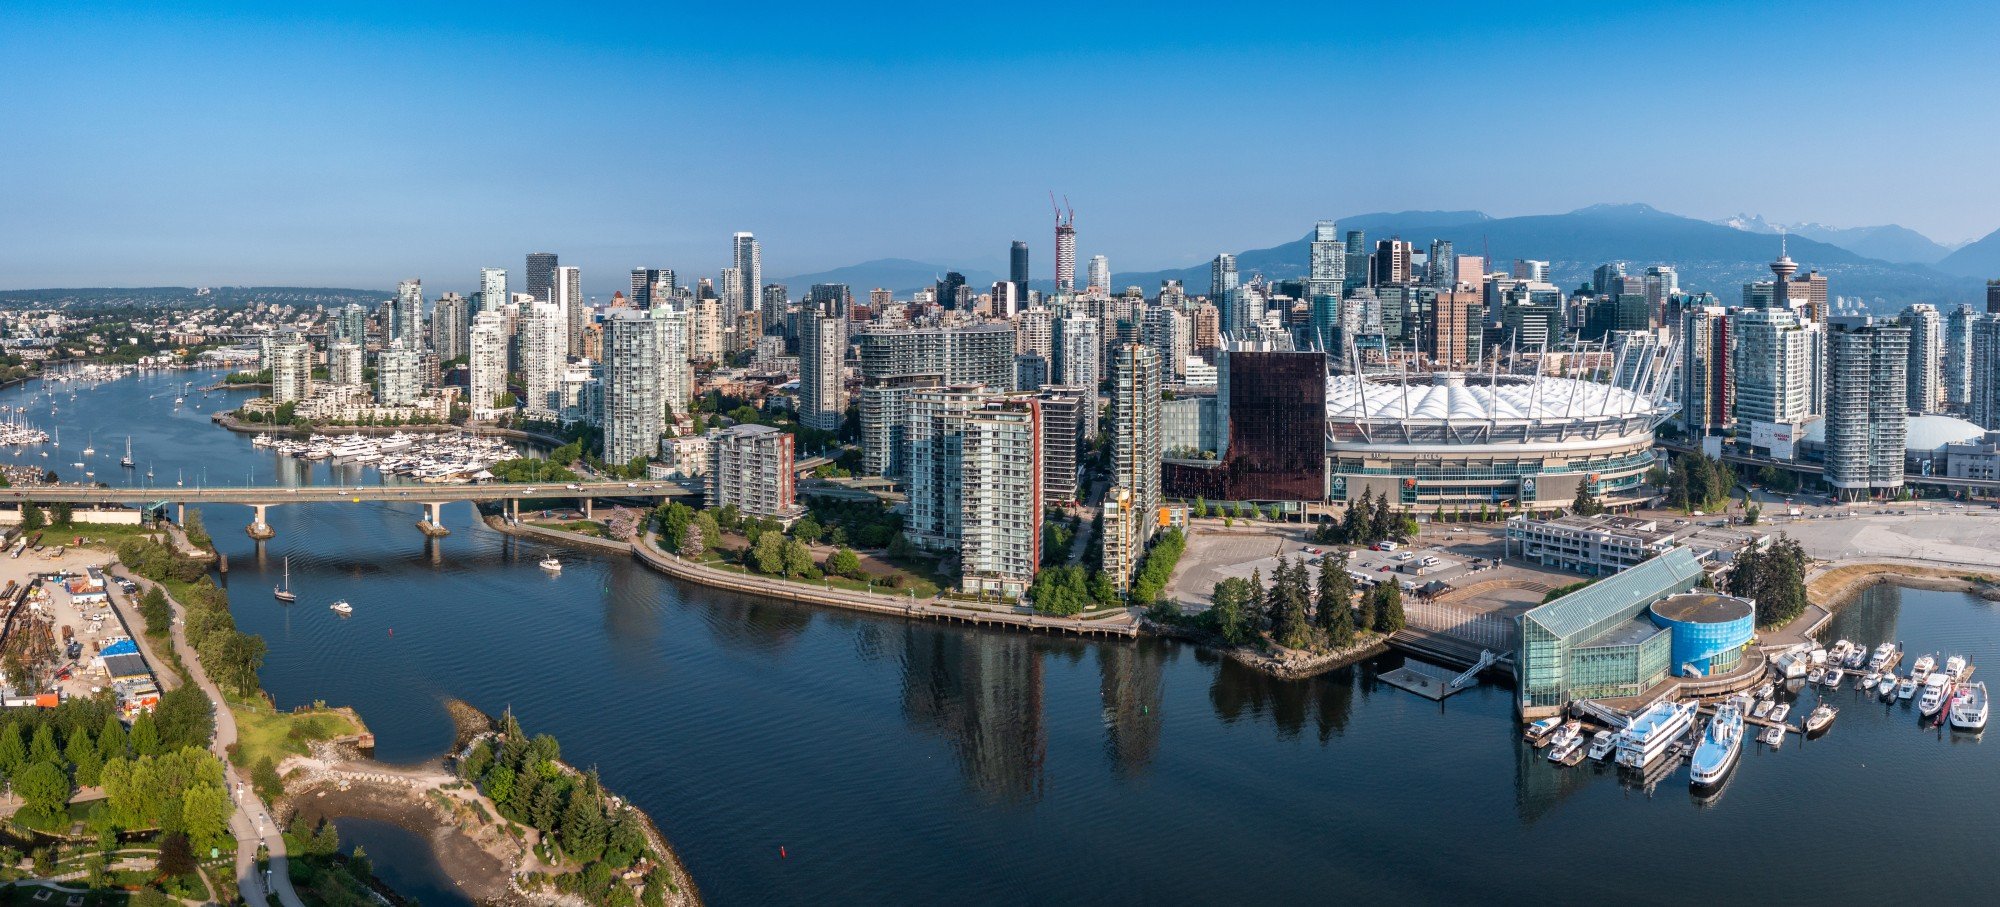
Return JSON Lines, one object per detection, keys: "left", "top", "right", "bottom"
{"left": 9, "top": 372, "right": 2000, "bottom": 905}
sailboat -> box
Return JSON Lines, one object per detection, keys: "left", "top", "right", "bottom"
{"left": 82, "top": 432, "right": 94, "bottom": 457}
{"left": 274, "top": 556, "right": 297, "bottom": 602}
{"left": 51, "top": 427, "right": 58, "bottom": 449}
{"left": 120, "top": 436, "right": 134, "bottom": 468}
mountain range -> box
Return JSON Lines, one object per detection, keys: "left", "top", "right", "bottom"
{"left": 781, "top": 204, "right": 1991, "bottom": 308}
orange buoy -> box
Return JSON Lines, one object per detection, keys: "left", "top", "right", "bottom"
{"left": 779, "top": 846, "right": 787, "bottom": 859}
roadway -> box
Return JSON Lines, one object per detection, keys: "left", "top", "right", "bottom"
{"left": 0, "top": 479, "right": 696, "bottom": 506}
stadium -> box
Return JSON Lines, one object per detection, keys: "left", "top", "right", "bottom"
{"left": 1324, "top": 369, "right": 1679, "bottom": 513}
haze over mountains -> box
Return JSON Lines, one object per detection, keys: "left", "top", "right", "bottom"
{"left": 781, "top": 203, "right": 1997, "bottom": 309}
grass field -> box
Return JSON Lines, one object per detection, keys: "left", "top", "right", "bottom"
{"left": 230, "top": 705, "right": 363, "bottom": 770}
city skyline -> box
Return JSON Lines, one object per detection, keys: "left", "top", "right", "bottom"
{"left": 7, "top": 2, "right": 2000, "bottom": 289}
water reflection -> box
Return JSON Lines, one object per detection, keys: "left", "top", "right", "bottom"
{"left": 1206, "top": 655, "right": 1355, "bottom": 743}
{"left": 1096, "top": 643, "right": 1165, "bottom": 779}
{"left": 900, "top": 629, "right": 1046, "bottom": 804}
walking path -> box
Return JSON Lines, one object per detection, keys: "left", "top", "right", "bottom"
{"left": 107, "top": 566, "right": 305, "bottom": 907}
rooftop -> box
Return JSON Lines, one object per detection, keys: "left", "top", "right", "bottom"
{"left": 1652, "top": 592, "right": 1755, "bottom": 625}
{"left": 1522, "top": 547, "right": 1705, "bottom": 640}
{"left": 1326, "top": 372, "right": 1671, "bottom": 426}
{"left": 1578, "top": 614, "right": 1667, "bottom": 650}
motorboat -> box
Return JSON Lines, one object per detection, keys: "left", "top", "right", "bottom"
{"left": 1690, "top": 704, "right": 1745, "bottom": 788}
{"left": 1912, "top": 654, "right": 1937, "bottom": 683}
{"left": 1754, "top": 682, "right": 1775, "bottom": 701}
{"left": 1824, "top": 667, "right": 1845, "bottom": 688}
{"left": 1808, "top": 665, "right": 1827, "bottom": 685}
{"left": 1881, "top": 677, "right": 1902, "bottom": 701}
{"left": 1949, "top": 682, "right": 1989, "bottom": 731}
{"left": 1828, "top": 640, "right": 1852, "bottom": 663}
{"left": 1804, "top": 704, "right": 1838, "bottom": 735}
{"left": 1751, "top": 699, "right": 1774, "bottom": 719}
{"left": 1586, "top": 730, "right": 1616, "bottom": 762}
{"left": 119, "top": 436, "right": 133, "bottom": 469}
{"left": 1768, "top": 703, "right": 1791, "bottom": 723}
{"left": 1919, "top": 674, "right": 1955, "bottom": 718}
{"left": 1862, "top": 671, "right": 1881, "bottom": 691}
{"left": 1614, "top": 700, "right": 1698, "bottom": 770}
{"left": 329, "top": 600, "right": 354, "bottom": 616}
{"left": 1898, "top": 677, "right": 1919, "bottom": 700}
{"left": 1868, "top": 643, "right": 1896, "bottom": 672}
{"left": 1547, "top": 733, "right": 1586, "bottom": 764}
{"left": 1759, "top": 724, "right": 1785, "bottom": 748}
{"left": 539, "top": 556, "right": 563, "bottom": 574}
{"left": 1845, "top": 646, "right": 1868, "bottom": 670}
{"left": 1523, "top": 716, "right": 1562, "bottom": 744}
{"left": 1945, "top": 655, "right": 1969, "bottom": 681}
{"left": 273, "top": 556, "right": 296, "bottom": 603}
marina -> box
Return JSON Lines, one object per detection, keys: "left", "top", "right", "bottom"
{"left": 250, "top": 430, "right": 520, "bottom": 482}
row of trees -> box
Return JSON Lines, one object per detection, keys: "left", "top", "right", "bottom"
{"left": 1312, "top": 489, "right": 1419, "bottom": 546}
{"left": 1208, "top": 552, "right": 1402, "bottom": 650}
{"left": 1728, "top": 536, "right": 1810, "bottom": 627}
{"left": 1129, "top": 528, "right": 1186, "bottom": 604}
{"left": 118, "top": 537, "right": 267, "bottom": 696}
{"left": 657, "top": 499, "right": 897, "bottom": 587}
{"left": 1664, "top": 451, "right": 1737, "bottom": 513}
{"left": 1028, "top": 565, "right": 1118, "bottom": 616}
{"left": 0, "top": 693, "right": 217, "bottom": 837}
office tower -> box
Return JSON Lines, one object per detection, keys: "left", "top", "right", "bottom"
{"left": 390, "top": 279, "right": 424, "bottom": 348}
{"left": 1087, "top": 255, "right": 1111, "bottom": 295}
{"left": 1055, "top": 314, "right": 1101, "bottom": 389}
{"left": 466, "top": 312, "right": 508, "bottom": 417}
{"left": 1230, "top": 282, "right": 1269, "bottom": 339}
{"left": 936, "top": 271, "right": 967, "bottom": 310}
{"left": 1589, "top": 262, "right": 1627, "bottom": 298}
{"left": 1644, "top": 266, "right": 1680, "bottom": 325}
{"left": 1899, "top": 304, "right": 1944, "bottom": 414}
{"left": 631, "top": 268, "right": 672, "bottom": 309}
{"left": 1035, "top": 386, "right": 1090, "bottom": 505}
{"left": 327, "top": 340, "right": 364, "bottom": 390}
{"left": 475, "top": 268, "right": 507, "bottom": 317}
{"left": 375, "top": 346, "right": 420, "bottom": 406}
{"left": 1679, "top": 306, "right": 1731, "bottom": 435}
{"left": 798, "top": 305, "right": 847, "bottom": 432}
{"left": 760, "top": 284, "right": 788, "bottom": 335}
{"left": 1456, "top": 255, "right": 1486, "bottom": 289}
{"left": 603, "top": 309, "right": 666, "bottom": 465}
{"left": 1307, "top": 291, "right": 1340, "bottom": 352}
{"left": 1430, "top": 291, "right": 1479, "bottom": 367}
{"left": 1192, "top": 302, "right": 1220, "bottom": 352}
{"left": 269, "top": 333, "right": 312, "bottom": 404}
{"left": 1140, "top": 306, "right": 1188, "bottom": 385}
{"left": 1015, "top": 307, "right": 1054, "bottom": 359}
{"left": 334, "top": 303, "right": 368, "bottom": 344}
{"left": 1210, "top": 254, "right": 1239, "bottom": 331}
{"left": 708, "top": 424, "right": 798, "bottom": 519}
{"left": 1343, "top": 230, "right": 1369, "bottom": 292}
{"left": 1306, "top": 221, "right": 1345, "bottom": 301}
{"left": 1427, "top": 239, "right": 1456, "bottom": 287}
{"left": 1372, "top": 238, "right": 1414, "bottom": 286}
{"left": 1825, "top": 317, "right": 1909, "bottom": 499}
{"left": 1054, "top": 203, "right": 1076, "bottom": 294}
{"left": 654, "top": 306, "right": 692, "bottom": 419}
{"left": 430, "top": 292, "right": 469, "bottom": 362}
{"left": 1513, "top": 259, "right": 1550, "bottom": 282}
{"left": 731, "top": 232, "right": 762, "bottom": 318}
{"left": 1946, "top": 304, "right": 1978, "bottom": 412}
{"left": 958, "top": 396, "right": 1044, "bottom": 597}
{"left": 521, "top": 301, "right": 565, "bottom": 417}
{"left": 853, "top": 324, "right": 1015, "bottom": 477}
{"left": 1989, "top": 280, "right": 2000, "bottom": 315}
{"left": 548, "top": 265, "right": 583, "bottom": 357}
{"left": 1010, "top": 240, "right": 1030, "bottom": 300}
{"left": 691, "top": 298, "right": 724, "bottom": 362}
{"left": 525, "top": 253, "right": 558, "bottom": 302}
{"left": 1102, "top": 344, "right": 1162, "bottom": 595}
{"left": 989, "top": 281, "right": 1020, "bottom": 318}
{"left": 1730, "top": 306, "right": 1814, "bottom": 439}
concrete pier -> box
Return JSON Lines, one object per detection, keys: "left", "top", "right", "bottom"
{"left": 246, "top": 503, "right": 274, "bottom": 540}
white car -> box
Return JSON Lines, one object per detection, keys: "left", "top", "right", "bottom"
{"left": 566, "top": 484, "right": 581, "bottom": 491}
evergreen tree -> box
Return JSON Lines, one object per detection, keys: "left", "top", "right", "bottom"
{"left": 1572, "top": 480, "right": 1604, "bottom": 516}
{"left": 96, "top": 713, "right": 126, "bottom": 764}
{"left": 1356, "top": 582, "right": 1379, "bottom": 635}
{"left": 1371, "top": 495, "right": 1394, "bottom": 544}
{"left": 129, "top": 713, "right": 160, "bottom": 757}
{"left": 1317, "top": 553, "right": 1356, "bottom": 647}
{"left": 66, "top": 728, "right": 101, "bottom": 787}
{"left": 1270, "top": 558, "right": 1314, "bottom": 649}
{"left": 559, "top": 788, "right": 609, "bottom": 862}
{"left": 0, "top": 724, "right": 25, "bottom": 775}
{"left": 1371, "top": 582, "right": 1405, "bottom": 634}
{"left": 1341, "top": 490, "right": 1369, "bottom": 543}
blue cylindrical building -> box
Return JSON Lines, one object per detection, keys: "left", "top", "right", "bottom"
{"left": 1650, "top": 592, "right": 1756, "bottom": 675}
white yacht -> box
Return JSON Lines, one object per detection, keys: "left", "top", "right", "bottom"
{"left": 1824, "top": 667, "right": 1845, "bottom": 688}
{"left": 329, "top": 600, "right": 354, "bottom": 616}
{"left": 1690, "top": 704, "right": 1745, "bottom": 788}
{"left": 1808, "top": 665, "right": 1827, "bottom": 685}
{"left": 1751, "top": 699, "right": 1774, "bottom": 719}
{"left": 1759, "top": 724, "right": 1785, "bottom": 748}
{"left": 1949, "top": 682, "right": 1989, "bottom": 731}
{"left": 1944, "top": 655, "right": 1969, "bottom": 681}
{"left": 1523, "top": 716, "right": 1562, "bottom": 744}
{"left": 1547, "top": 733, "right": 1586, "bottom": 764}
{"left": 1919, "top": 674, "right": 1955, "bottom": 719}
{"left": 1804, "top": 703, "right": 1838, "bottom": 735}
{"left": 1861, "top": 671, "right": 1881, "bottom": 691}
{"left": 1585, "top": 730, "right": 1616, "bottom": 762}
{"left": 1614, "top": 700, "right": 1698, "bottom": 770}
{"left": 1868, "top": 643, "right": 1896, "bottom": 673}
{"left": 1768, "top": 703, "right": 1791, "bottom": 723}
{"left": 1912, "top": 654, "right": 1937, "bottom": 683}
{"left": 1898, "top": 676, "right": 1919, "bottom": 700}
{"left": 539, "top": 556, "right": 563, "bottom": 574}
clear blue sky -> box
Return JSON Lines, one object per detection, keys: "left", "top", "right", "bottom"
{"left": 4, "top": 0, "right": 1996, "bottom": 293}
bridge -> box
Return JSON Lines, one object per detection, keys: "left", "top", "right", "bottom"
{"left": 3, "top": 480, "right": 697, "bottom": 539}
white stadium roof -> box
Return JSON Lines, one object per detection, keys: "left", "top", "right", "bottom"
{"left": 1326, "top": 372, "right": 1672, "bottom": 426}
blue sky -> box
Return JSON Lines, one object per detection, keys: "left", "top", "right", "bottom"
{"left": 4, "top": 1, "right": 1996, "bottom": 292}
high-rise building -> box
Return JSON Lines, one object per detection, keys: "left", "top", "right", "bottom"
{"left": 430, "top": 292, "right": 469, "bottom": 361}
{"left": 1730, "top": 306, "right": 1814, "bottom": 443}
{"left": 935, "top": 271, "right": 967, "bottom": 310}
{"left": 1140, "top": 306, "right": 1189, "bottom": 385}
{"left": 958, "top": 396, "right": 1043, "bottom": 597}
{"left": 549, "top": 265, "right": 583, "bottom": 357}
{"left": 1055, "top": 314, "right": 1101, "bottom": 389}
{"left": 630, "top": 268, "right": 672, "bottom": 309}
{"left": 1513, "top": 259, "right": 1550, "bottom": 282}
{"left": 270, "top": 333, "right": 313, "bottom": 403}
{"left": 391, "top": 279, "right": 424, "bottom": 349}
{"left": 476, "top": 268, "right": 507, "bottom": 316}
{"left": 1426, "top": 239, "right": 1456, "bottom": 287}
{"left": 1087, "top": 255, "right": 1111, "bottom": 295}
{"left": 1372, "top": 239, "right": 1414, "bottom": 286}
{"left": 328, "top": 340, "right": 364, "bottom": 390}
{"left": 1192, "top": 302, "right": 1220, "bottom": 352}
{"left": 1014, "top": 353, "right": 1048, "bottom": 391}
{"left": 604, "top": 309, "right": 667, "bottom": 465}
{"left": 525, "top": 253, "right": 558, "bottom": 303}
{"left": 798, "top": 305, "right": 846, "bottom": 433}
{"left": 1825, "top": 316, "right": 1910, "bottom": 498}
{"left": 854, "top": 324, "right": 1016, "bottom": 477}
{"left": 1210, "top": 254, "right": 1239, "bottom": 331}
{"left": 707, "top": 424, "right": 799, "bottom": 520}
{"left": 1307, "top": 221, "right": 1345, "bottom": 301}
{"left": 1228, "top": 279, "right": 1266, "bottom": 338}
{"left": 907, "top": 386, "right": 986, "bottom": 548}
{"left": 691, "top": 298, "right": 725, "bottom": 362}
{"left": 1054, "top": 205, "right": 1076, "bottom": 294}
{"left": 1102, "top": 344, "right": 1162, "bottom": 595}
{"left": 1679, "top": 306, "right": 1731, "bottom": 435}
{"left": 375, "top": 345, "right": 421, "bottom": 406}
{"left": 1946, "top": 304, "right": 1978, "bottom": 413}
{"left": 1429, "top": 291, "right": 1480, "bottom": 367}
{"left": 654, "top": 306, "right": 691, "bottom": 420}
{"left": 1009, "top": 240, "right": 1030, "bottom": 300}
{"left": 1644, "top": 266, "right": 1680, "bottom": 324}
{"left": 1988, "top": 280, "right": 2000, "bottom": 315}
{"left": 1899, "top": 304, "right": 1944, "bottom": 415}
{"left": 719, "top": 267, "right": 744, "bottom": 323}
{"left": 1015, "top": 307, "right": 1054, "bottom": 359}
{"left": 732, "top": 232, "right": 762, "bottom": 319}
{"left": 760, "top": 284, "right": 788, "bottom": 336}
{"left": 334, "top": 303, "right": 368, "bottom": 344}
{"left": 1035, "top": 386, "right": 1091, "bottom": 505}
{"left": 989, "top": 281, "right": 1020, "bottom": 319}
{"left": 467, "top": 312, "right": 508, "bottom": 418}
{"left": 521, "top": 301, "right": 565, "bottom": 417}
{"left": 1343, "top": 230, "right": 1369, "bottom": 292}
{"left": 807, "top": 284, "right": 850, "bottom": 317}
{"left": 1456, "top": 256, "right": 1487, "bottom": 291}
{"left": 1969, "top": 316, "right": 2000, "bottom": 430}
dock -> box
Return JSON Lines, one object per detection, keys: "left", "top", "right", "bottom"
{"left": 1379, "top": 656, "right": 1492, "bottom": 701}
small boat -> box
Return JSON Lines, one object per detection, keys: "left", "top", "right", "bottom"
{"left": 1768, "top": 703, "right": 1791, "bottom": 723}
{"left": 1845, "top": 646, "right": 1868, "bottom": 670}
{"left": 1912, "top": 654, "right": 1936, "bottom": 683}
{"left": 82, "top": 432, "right": 94, "bottom": 457}
{"left": 1523, "top": 716, "right": 1562, "bottom": 744}
{"left": 1944, "top": 655, "right": 1969, "bottom": 681}
{"left": 1829, "top": 639, "right": 1853, "bottom": 663}
{"left": 1881, "top": 677, "right": 1902, "bottom": 701}
{"left": 1585, "top": 730, "right": 1615, "bottom": 762}
{"left": 1759, "top": 724, "right": 1785, "bottom": 748}
{"left": 1804, "top": 704, "right": 1838, "bottom": 735}
{"left": 1868, "top": 643, "right": 1896, "bottom": 673}
{"left": 539, "top": 556, "right": 563, "bottom": 574}
{"left": 1690, "top": 704, "right": 1745, "bottom": 788}
{"left": 1808, "top": 665, "right": 1826, "bottom": 685}
{"left": 1754, "top": 682, "right": 1775, "bottom": 701}
{"left": 273, "top": 556, "right": 296, "bottom": 602}
{"left": 1898, "top": 677, "right": 1918, "bottom": 700}
{"left": 329, "top": 600, "right": 353, "bottom": 616}
{"left": 1862, "top": 671, "right": 1881, "bottom": 691}
{"left": 1752, "top": 699, "right": 1774, "bottom": 719}
{"left": 119, "top": 436, "right": 134, "bottom": 469}
{"left": 1950, "top": 682, "right": 1988, "bottom": 731}
{"left": 1824, "top": 667, "right": 1845, "bottom": 688}
{"left": 1548, "top": 733, "right": 1586, "bottom": 764}
{"left": 1920, "top": 674, "right": 1956, "bottom": 719}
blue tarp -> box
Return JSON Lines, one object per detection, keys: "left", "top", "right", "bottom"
{"left": 100, "top": 639, "right": 138, "bottom": 657}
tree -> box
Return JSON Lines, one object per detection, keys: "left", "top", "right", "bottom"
{"left": 1371, "top": 494, "right": 1394, "bottom": 544}
{"left": 1211, "top": 577, "right": 1258, "bottom": 645}
{"left": 50, "top": 502, "right": 72, "bottom": 526}
{"left": 181, "top": 781, "right": 232, "bottom": 851}
{"left": 751, "top": 531, "right": 786, "bottom": 574}
{"left": 1370, "top": 582, "right": 1405, "bottom": 634}
{"left": 0, "top": 723, "right": 23, "bottom": 775}
{"left": 1268, "top": 558, "right": 1314, "bottom": 649}
{"left": 66, "top": 727, "right": 102, "bottom": 787}
{"left": 20, "top": 502, "right": 43, "bottom": 532}
{"left": 827, "top": 547, "right": 862, "bottom": 579}
{"left": 1192, "top": 497, "right": 1207, "bottom": 518}
{"left": 155, "top": 832, "right": 197, "bottom": 878}
{"left": 781, "top": 539, "right": 813, "bottom": 577}
{"left": 792, "top": 515, "right": 823, "bottom": 545}
{"left": 678, "top": 522, "right": 706, "bottom": 559}
{"left": 1572, "top": 480, "right": 1604, "bottom": 517}
{"left": 1317, "top": 553, "right": 1356, "bottom": 647}
{"left": 560, "top": 789, "right": 609, "bottom": 862}
{"left": 14, "top": 760, "right": 69, "bottom": 821}
{"left": 656, "top": 501, "right": 695, "bottom": 549}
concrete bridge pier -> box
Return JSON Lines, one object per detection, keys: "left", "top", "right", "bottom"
{"left": 508, "top": 498, "right": 520, "bottom": 522}
{"left": 246, "top": 504, "right": 275, "bottom": 540}
{"left": 417, "top": 501, "right": 451, "bottom": 537}
{"left": 583, "top": 497, "right": 593, "bottom": 521}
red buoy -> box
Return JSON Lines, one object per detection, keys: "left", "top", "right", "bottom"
{"left": 779, "top": 846, "right": 787, "bottom": 859}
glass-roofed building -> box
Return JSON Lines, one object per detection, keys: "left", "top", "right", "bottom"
{"left": 1516, "top": 547, "right": 1706, "bottom": 718}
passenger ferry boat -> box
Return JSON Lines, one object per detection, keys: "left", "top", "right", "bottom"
{"left": 1950, "top": 682, "right": 1989, "bottom": 731}
{"left": 1690, "top": 704, "right": 1744, "bottom": 788}
{"left": 1614, "top": 700, "right": 1697, "bottom": 770}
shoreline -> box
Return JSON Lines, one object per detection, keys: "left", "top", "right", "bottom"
{"left": 212, "top": 410, "right": 568, "bottom": 448}
{"left": 1807, "top": 560, "right": 2000, "bottom": 609}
